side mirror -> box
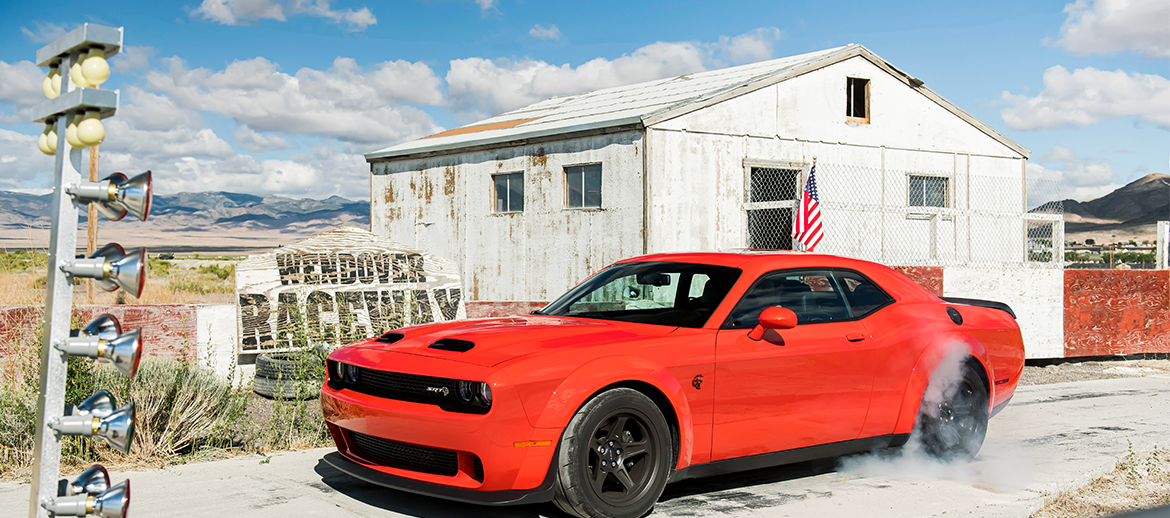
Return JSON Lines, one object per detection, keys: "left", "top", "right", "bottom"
{"left": 747, "top": 306, "right": 798, "bottom": 341}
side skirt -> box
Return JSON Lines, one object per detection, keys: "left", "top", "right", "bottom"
{"left": 668, "top": 434, "right": 911, "bottom": 483}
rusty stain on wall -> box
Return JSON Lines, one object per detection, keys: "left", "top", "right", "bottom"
{"left": 444, "top": 167, "right": 456, "bottom": 195}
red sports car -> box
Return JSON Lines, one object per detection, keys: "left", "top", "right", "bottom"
{"left": 321, "top": 252, "right": 1024, "bottom": 518}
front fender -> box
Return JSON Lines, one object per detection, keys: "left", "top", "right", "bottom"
{"left": 892, "top": 333, "right": 992, "bottom": 435}
{"left": 531, "top": 356, "right": 695, "bottom": 469}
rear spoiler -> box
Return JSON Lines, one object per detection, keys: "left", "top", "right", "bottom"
{"left": 940, "top": 297, "right": 1016, "bottom": 320}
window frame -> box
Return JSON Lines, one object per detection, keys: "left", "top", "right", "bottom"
{"left": 563, "top": 163, "right": 603, "bottom": 210}
{"left": 906, "top": 173, "right": 951, "bottom": 209}
{"left": 846, "top": 77, "right": 870, "bottom": 124}
{"left": 720, "top": 268, "right": 896, "bottom": 329}
{"left": 491, "top": 171, "right": 525, "bottom": 213}
{"left": 741, "top": 159, "right": 808, "bottom": 251}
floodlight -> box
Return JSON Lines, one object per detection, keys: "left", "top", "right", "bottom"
{"left": 49, "top": 401, "right": 135, "bottom": 454}
{"left": 70, "top": 59, "right": 91, "bottom": 88}
{"left": 38, "top": 123, "right": 56, "bottom": 156}
{"left": 66, "top": 171, "right": 153, "bottom": 222}
{"left": 61, "top": 243, "right": 147, "bottom": 297}
{"left": 67, "top": 464, "right": 111, "bottom": 496}
{"left": 81, "top": 313, "right": 122, "bottom": 341}
{"left": 41, "top": 479, "right": 129, "bottom": 518}
{"left": 73, "top": 389, "right": 117, "bottom": 419}
{"left": 43, "top": 65, "right": 60, "bottom": 99}
{"left": 77, "top": 109, "right": 105, "bottom": 146}
{"left": 81, "top": 48, "right": 110, "bottom": 86}
{"left": 66, "top": 113, "right": 85, "bottom": 148}
{"left": 57, "top": 327, "right": 142, "bottom": 379}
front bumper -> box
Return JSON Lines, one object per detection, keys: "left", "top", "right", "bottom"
{"left": 322, "top": 450, "right": 556, "bottom": 505}
{"left": 320, "top": 354, "right": 561, "bottom": 496}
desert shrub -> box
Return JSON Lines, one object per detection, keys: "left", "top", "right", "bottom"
{"left": 198, "top": 264, "right": 235, "bottom": 281}
{"left": 0, "top": 250, "right": 48, "bottom": 274}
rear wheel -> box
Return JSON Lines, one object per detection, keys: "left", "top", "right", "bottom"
{"left": 552, "top": 388, "right": 672, "bottom": 518}
{"left": 914, "top": 365, "right": 989, "bottom": 459}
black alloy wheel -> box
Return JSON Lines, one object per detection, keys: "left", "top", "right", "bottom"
{"left": 553, "top": 388, "right": 672, "bottom": 518}
{"left": 915, "top": 365, "right": 989, "bottom": 459}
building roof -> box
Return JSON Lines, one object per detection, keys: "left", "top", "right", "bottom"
{"left": 366, "top": 44, "right": 1027, "bottom": 161}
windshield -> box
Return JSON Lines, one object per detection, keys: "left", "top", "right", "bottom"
{"left": 540, "top": 262, "right": 742, "bottom": 328}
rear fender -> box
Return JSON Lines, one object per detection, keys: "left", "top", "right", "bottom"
{"left": 532, "top": 356, "right": 695, "bottom": 469}
{"left": 892, "top": 333, "right": 992, "bottom": 435}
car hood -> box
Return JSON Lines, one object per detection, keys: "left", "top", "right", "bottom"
{"left": 348, "top": 315, "right": 677, "bottom": 367}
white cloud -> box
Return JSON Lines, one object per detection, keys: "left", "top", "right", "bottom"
{"left": 113, "top": 46, "right": 158, "bottom": 73}
{"left": 445, "top": 28, "right": 783, "bottom": 120}
{"left": 1055, "top": 0, "right": 1170, "bottom": 59}
{"left": 234, "top": 125, "right": 289, "bottom": 152}
{"left": 118, "top": 87, "right": 205, "bottom": 131}
{"left": 144, "top": 56, "right": 443, "bottom": 145}
{"left": 1000, "top": 65, "right": 1170, "bottom": 130}
{"left": 475, "top": 0, "right": 496, "bottom": 12}
{"left": 293, "top": 0, "right": 377, "bottom": 31}
{"left": 0, "top": 129, "right": 54, "bottom": 191}
{"left": 1039, "top": 145, "right": 1077, "bottom": 162}
{"left": 1028, "top": 162, "right": 1120, "bottom": 202}
{"left": 20, "top": 22, "right": 71, "bottom": 43}
{"left": 529, "top": 24, "right": 561, "bottom": 41}
{"left": 708, "top": 27, "right": 783, "bottom": 66}
{"left": 192, "top": 0, "right": 285, "bottom": 25}
{"left": 0, "top": 60, "right": 49, "bottom": 114}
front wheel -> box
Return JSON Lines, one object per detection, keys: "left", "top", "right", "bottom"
{"left": 552, "top": 388, "right": 672, "bottom": 518}
{"left": 914, "top": 364, "right": 989, "bottom": 459}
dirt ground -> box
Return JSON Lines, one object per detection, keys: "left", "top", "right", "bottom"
{"left": 1020, "top": 359, "right": 1170, "bottom": 386}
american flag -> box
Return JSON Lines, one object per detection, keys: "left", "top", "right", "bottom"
{"left": 792, "top": 165, "right": 823, "bottom": 251}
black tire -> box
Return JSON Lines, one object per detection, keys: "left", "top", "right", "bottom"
{"left": 913, "top": 364, "right": 989, "bottom": 459}
{"left": 552, "top": 388, "right": 672, "bottom": 518}
{"left": 253, "top": 374, "right": 321, "bottom": 400}
{"left": 255, "top": 350, "right": 325, "bottom": 380}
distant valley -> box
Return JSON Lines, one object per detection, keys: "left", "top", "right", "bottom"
{"left": 0, "top": 191, "right": 370, "bottom": 255}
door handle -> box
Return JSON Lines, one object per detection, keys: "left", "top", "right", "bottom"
{"left": 846, "top": 333, "right": 866, "bottom": 342}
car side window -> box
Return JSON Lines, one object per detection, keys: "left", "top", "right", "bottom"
{"left": 723, "top": 270, "right": 852, "bottom": 328}
{"left": 833, "top": 270, "right": 894, "bottom": 318}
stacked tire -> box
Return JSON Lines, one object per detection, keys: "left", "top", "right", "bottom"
{"left": 253, "top": 350, "right": 326, "bottom": 399}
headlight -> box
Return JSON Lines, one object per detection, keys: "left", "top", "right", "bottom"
{"left": 345, "top": 364, "right": 360, "bottom": 384}
{"left": 457, "top": 380, "right": 475, "bottom": 403}
{"left": 333, "top": 361, "right": 345, "bottom": 381}
{"left": 477, "top": 382, "right": 492, "bottom": 406}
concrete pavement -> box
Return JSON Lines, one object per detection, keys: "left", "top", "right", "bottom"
{"left": 3, "top": 376, "right": 1169, "bottom": 517}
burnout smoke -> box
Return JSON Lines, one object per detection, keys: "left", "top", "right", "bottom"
{"left": 838, "top": 343, "right": 1034, "bottom": 491}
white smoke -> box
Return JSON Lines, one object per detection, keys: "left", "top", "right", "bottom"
{"left": 838, "top": 344, "right": 1035, "bottom": 491}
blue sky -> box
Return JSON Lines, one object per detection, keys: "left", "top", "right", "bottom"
{"left": 0, "top": 0, "right": 1165, "bottom": 202}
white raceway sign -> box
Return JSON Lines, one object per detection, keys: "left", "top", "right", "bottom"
{"left": 235, "top": 226, "right": 465, "bottom": 353}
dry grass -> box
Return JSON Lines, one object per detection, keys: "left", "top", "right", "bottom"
{"left": 0, "top": 253, "right": 237, "bottom": 305}
{"left": 1031, "top": 444, "right": 1170, "bottom": 517}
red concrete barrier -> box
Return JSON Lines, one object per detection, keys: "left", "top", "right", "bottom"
{"left": 1064, "top": 270, "right": 1170, "bottom": 357}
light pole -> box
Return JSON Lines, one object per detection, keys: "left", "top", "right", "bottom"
{"left": 28, "top": 23, "right": 154, "bottom": 518}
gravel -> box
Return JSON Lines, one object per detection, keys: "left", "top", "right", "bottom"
{"left": 1020, "top": 359, "right": 1170, "bottom": 386}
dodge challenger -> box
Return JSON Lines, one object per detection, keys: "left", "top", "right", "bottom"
{"left": 320, "top": 251, "right": 1024, "bottom": 518}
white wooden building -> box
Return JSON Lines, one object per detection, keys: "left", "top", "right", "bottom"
{"left": 365, "top": 44, "right": 1059, "bottom": 343}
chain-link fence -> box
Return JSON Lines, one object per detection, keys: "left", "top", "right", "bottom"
{"left": 743, "top": 162, "right": 1065, "bottom": 269}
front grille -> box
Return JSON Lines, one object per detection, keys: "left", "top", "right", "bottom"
{"left": 349, "top": 431, "right": 458, "bottom": 477}
{"left": 328, "top": 362, "right": 487, "bottom": 414}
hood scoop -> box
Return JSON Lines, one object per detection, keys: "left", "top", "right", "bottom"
{"left": 375, "top": 332, "right": 405, "bottom": 344}
{"left": 428, "top": 338, "right": 475, "bottom": 352}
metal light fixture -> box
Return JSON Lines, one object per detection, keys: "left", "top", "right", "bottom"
{"left": 66, "top": 171, "right": 153, "bottom": 222}
{"left": 48, "top": 401, "right": 135, "bottom": 454}
{"left": 61, "top": 243, "right": 147, "bottom": 298}
{"left": 56, "top": 314, "right": 142, "bottom": 378}
{"left": 73, "top": 389, "right": 117, "bottom": 419}
{"left": 66, "top": 464, "right": 111, "bottom": 496}
{"left": 41, "top": 479, "right": 129, "bottom": 518}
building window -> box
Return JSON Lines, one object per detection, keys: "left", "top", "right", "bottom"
{"left": 565, "top": 164, "right": 602, "bottom": 208}
{"left": 744, "top": 165, "right": 802, "bottom": 250}
{"left": 908, "top": 175, "right": 948, "bottom": 207}
{"left": 493, "top": 172, "right": 524, "bottom": 213}
{"left": 846, "top": 77, "right": 869, "bottom": 123}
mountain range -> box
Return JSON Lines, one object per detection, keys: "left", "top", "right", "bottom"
{"left": 1, "top": 174, "right": 1166, "bottom": 253}
{"left": 0, "top": 191, "right": 370, "bottom": 254}
{"left": 1058, "top": 173, "right": 1170, "bottom": 242}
